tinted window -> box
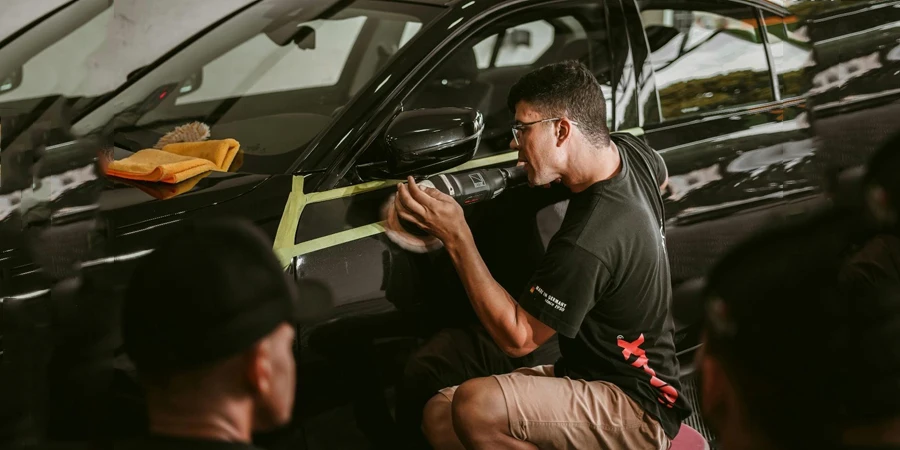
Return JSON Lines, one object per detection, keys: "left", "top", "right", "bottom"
{"left": 78, "top": 1, "right": 438, "bottom": 176}
{"left": 641, "top": 3, "right": 774, "bottom": 120}
{"left": 399, "top": 5, "right": 613, "bottom": 160}
{"left": 762, "top": 13, "right": 813, "bottom": 99}
{"left": 174, "top": 17, "right": 370, "bottom": 105}
{"left": 0, "top": 8, "right": 112, "bottom": 103}
{"left": 175, "top": 17, "right": 426, "bottom": 106}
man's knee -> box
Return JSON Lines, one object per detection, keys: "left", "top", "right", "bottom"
{"left": 451, "top": 377, "right": 508, "bottom": 442}
{"left": 422, "top": 393, "right": 454, "bottom": 446}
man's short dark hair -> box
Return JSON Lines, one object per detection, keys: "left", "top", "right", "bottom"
{"left": 507, "top": 60, "right": 610, "bottom": 147}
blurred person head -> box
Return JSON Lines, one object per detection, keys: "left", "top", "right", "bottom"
{"left": 700, "top": 132, "right": 900, "bottom": 450}
{"left": 861, "top": 131, "right": 900, "bottom": 232}
{"left": 828, "top": 130, "right": 900, "bottom": 233}
{"left": 699, "top": 212, "right": 900, "bottom": 450}
{"left": 507, "top": 60, "right": 612, "bottom": 188}
{"left": 122, "top": 217, "right": 300, "bottom": 442}
{"left": 697, "top": 211, "right": 900, "bottom": 450}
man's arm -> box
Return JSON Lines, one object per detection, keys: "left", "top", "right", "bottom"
{"left": 395, "top": 179, "right": 556, "bottom": 358}
{"left": 444, "top": 229, "right": 557, "bottom": 358}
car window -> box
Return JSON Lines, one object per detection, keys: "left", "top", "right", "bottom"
{"left": 175, "top": 16, "right": 427, "bottom": 107}
{"left": 175, "top": 17, "right": 370, "bottom": 105}
{"left": 761, "top": 12, "right": 814, "bottom": 99}
{"left": 641, "top": 3, "right": 774, "bottom": 120}
{"left": 0, "top": 8, "right": 111, "bottom": 103}
{"left": 0, "top": 1, "right": 258, "bottom": 110}
{"left": 82, "top": 1, "right": 438, "bottom": 177}
{"left": 495, "top": 20, "right": 556, "bottom": 67}
{"left": 385, "top": 5, "right": 613, "bottom": 163}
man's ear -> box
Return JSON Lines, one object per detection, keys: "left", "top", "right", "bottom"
{"left": 556, "top": 118, "right": 574, "bottom": 146}
{"left": 245, "top": 340, "right": 272, "bottom": 395}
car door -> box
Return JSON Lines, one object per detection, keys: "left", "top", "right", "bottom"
{"left": 620, "top": 0, "right": 790, "bottom": 283}
{"left": 287, "top": 0, "right": 630, "bottom": 332}
{"left": 780, "top": 1, "right": 900, "bottom": 216}
{"left": 758, "top": 10, "right": 822, "bottom": 218}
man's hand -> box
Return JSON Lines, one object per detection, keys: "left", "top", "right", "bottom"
{"left": 395, "top": 176, "right": 468, "bottom": 245}
{"left": 397, "top": 174, "right": 558, "bottom": 357}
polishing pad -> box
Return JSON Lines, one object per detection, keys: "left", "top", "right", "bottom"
{"left": 382, "top": 193, "right": 444, "bottom": 253}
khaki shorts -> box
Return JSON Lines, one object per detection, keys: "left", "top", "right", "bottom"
{"left": 439, "top": 365, "right": 670, "bottom": 450}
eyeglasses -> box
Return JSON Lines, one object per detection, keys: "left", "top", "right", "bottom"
{"left": 511, "top": 117, "right": 579, "bottom": 147}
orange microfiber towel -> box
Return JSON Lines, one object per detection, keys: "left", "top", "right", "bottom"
{"left": 162, "top": 138, "right": 240, "bottom": 171}
{"left": 106, "top": 149, "right": 217, "bottom": 184}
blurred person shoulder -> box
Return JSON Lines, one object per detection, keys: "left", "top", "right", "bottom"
{"left": 841, "top": 233, "right": 900, "bottom": 292}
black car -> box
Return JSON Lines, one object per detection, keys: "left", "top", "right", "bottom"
{"left": 2, "top": 0, "right": 899, "bottom": 448}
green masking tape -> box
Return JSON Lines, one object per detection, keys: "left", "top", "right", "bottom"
{"left": 273, "top": 128, "right": 645, "bottom": 265}
{"left": 305, "top": 179, "right": 403, "bottom": 204}
{"left": 273, "top": 175, "right": 307, "bottom": 259}
{"left": 276, "top": 221, "right": 387, "bottom": 265}
{"left": 302, "top": 151, "right": 523, "bottom": 206}
{"left": 439, "top": 151, "right": 520, "bottom": 173}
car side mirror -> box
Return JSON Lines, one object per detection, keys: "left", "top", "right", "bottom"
{"left": 358, "top": 107, "right": 484, "bottom": 179}
{"left": 0, "top": 67, "right": 23, "bottom": 95}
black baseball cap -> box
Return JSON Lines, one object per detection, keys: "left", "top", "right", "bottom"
{"left": 122, "top": 217, "right": 301, "bottom": 373}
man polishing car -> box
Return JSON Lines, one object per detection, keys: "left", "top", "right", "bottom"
{"left": 395, "top": 60, "right": 691, "bottom": 449}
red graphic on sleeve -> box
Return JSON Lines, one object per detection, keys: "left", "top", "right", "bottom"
{"left": 617, "top": 334, "right": 679, "bottom": 408}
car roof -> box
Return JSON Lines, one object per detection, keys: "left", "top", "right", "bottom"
{"left": 395, "top": 0, "right": 454, "bottom": 6}
{"left": 637, "top": 0, "right": 789, "bottom": 15}
{"left": 407, "top": 0, "right": 788, "bottom": 15}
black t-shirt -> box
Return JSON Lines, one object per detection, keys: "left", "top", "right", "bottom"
{"left": 517, "top": 133, "right": 692, "bottom": 439}
{"left": 112, "top": 434, "right": 263, "bottom": 450}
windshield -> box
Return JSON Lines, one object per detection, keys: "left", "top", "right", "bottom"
{"left": 0, "top": 0, "right": 258, "bottom": 118}
{"left": 66, "top": 0, "right": 438, "bottom": 176}
{"left": 0, "top": 0, "right": 114, "bottom": 125}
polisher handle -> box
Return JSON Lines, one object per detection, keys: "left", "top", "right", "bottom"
{"left": 384, "top": 165, "right": 528, "bottom": 252}
{"left": 422, "top": 165, "right": 527, "bottom": 206}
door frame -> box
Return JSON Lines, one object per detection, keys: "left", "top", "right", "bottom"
{"left": 315, "top": 0, "right": 623, "bottom": 191}
{"left": 623, "top": 0, "right": 787, "bottom": 130}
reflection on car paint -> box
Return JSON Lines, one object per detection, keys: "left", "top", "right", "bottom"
{"left": 0, "top": 191, "right": 22, "bottom": 222}
{"left": 3, "top": 289, "right": 50, "bottom": 301}
{"left": 811, "top": 52, "right": 882, "bottom": 94}
{"left": 666, "top": 164, "right": 721, "bottom": 202}
{"left": 80, "top": 249, "right": 156, "bottom": 268}
{"left": 0, "top": 163, "right": 97, "bottom": 220}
